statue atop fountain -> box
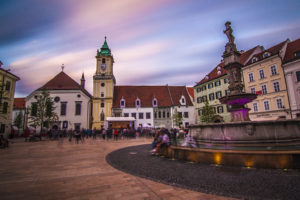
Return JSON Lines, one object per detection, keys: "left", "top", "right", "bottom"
{"left": 219, "top": 22, "right": 257, "bottom": 122}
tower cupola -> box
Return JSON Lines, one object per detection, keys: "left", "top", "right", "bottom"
{"left": 98, "top": 36, "right": 111, "bottom": 56}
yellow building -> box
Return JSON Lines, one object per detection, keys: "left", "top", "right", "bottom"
{"left": 0, "top": 61, "right": 20, "bottom": 137}
{"left": 242, "top": 39, "right": 291, "bottom": 121}
{"left": 92, "top": 37, "right": 115, "bottom": 129}
{"left": 194, "top": 46, "right": 262, "bottom": 123}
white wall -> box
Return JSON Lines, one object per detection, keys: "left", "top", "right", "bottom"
{"left": 172, "top": 106, "right": 195, "bottom": 128}
{"left": 121, "top": 107, "right": 153, "bottom": 128}
{"left": 26, "top": 90, "right": 91, "bottom": 130}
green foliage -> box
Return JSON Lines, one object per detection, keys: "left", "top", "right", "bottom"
{"left": 14, "top": 111, "right": 23, "bottom": 129}
{"left": 200, "top": 101, "right": 216, "bottom": 123}
{"left": 28, "top": 91, "right": 58, "bottom": 132}
{"left": 172, "top": 108, "right": 182, "bottom": 128}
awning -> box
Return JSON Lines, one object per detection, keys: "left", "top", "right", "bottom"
{"left": 106, "top": 117, "right": 135, "bottom": 122}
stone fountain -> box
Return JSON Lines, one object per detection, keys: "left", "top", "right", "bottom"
{"left": 161, "top": 22, "right": 300, "bottom": 169}
{"left": 219, "top": 21, "right": 257, "bottom": 122}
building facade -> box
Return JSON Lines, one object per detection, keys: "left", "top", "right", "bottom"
{"left": 194, "top": 46, "right": 263, "bottom": 123}
{"left": 26, "top": 70, "right": 92, "bottom": 131}
{"left": 92, "top": 38, "right": 195, "bottom": 129}
{"left": 111, "top": 85, "right": 194, "bottom": 129}
{"left": 12, "top": 98, "right": 25, "bottom": 132}
{"left": 242, "top": 39, "right": 291, "bottom": 121}
{"left": 283, "top": 38, "right": 300, "bottom": 119}
{"left": 0, "top": 62, "right": 20, "bottom": 137}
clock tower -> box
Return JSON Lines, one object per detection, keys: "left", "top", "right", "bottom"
{"left": 92, "top": 37, "right": 116, "bottom": 129}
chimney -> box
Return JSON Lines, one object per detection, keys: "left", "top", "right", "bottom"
{"left": 0, "top": 61, "right": 3, "bottom": 68}
{"left": 81, "top": 73, "right": 85, "bottom": 88}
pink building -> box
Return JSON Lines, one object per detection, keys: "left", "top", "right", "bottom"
{"left": 283, "top": 38, "right": 300, "bottom": 118}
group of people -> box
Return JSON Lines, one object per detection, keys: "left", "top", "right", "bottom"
{"left": 28, "top": 127, "right": 154, "bottom": 143}
{"left": 150, "top": 127, "right": 196, "bottom": 155}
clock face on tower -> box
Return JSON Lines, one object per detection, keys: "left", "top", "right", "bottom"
{"left": 101, "top": 63, "right": 106, "bottom": 70}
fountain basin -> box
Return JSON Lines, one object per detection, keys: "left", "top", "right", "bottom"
{"left": 161, "top": 119, "right": 300, "bottom": 169}
{"left": 160, "top": 146, "right": 300, "bottom": 169}
{"left": 189, "top": 119, "right": 300, "bottom": 144}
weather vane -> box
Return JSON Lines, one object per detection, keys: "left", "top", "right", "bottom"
{"left": 61, "top": 64, "right": 65, "bottom": 71}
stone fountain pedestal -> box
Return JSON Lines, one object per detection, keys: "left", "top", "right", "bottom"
{"left": 219, "top": 42, "right": 257, "bottom": 122}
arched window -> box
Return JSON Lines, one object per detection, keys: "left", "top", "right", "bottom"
{"left": 120, "top": 97, "right": 126, "bottom": 108}
{"left": 252, "top": 57, "right": 257, "bottom": 63}
{"left": 136, "top": 98, "right": 141, "bottom": 107}
{"left": 152, "top": 98, "right": 158, "bottom": 107}
{"left": 180, "top": 95, "right": 186, "bottom": 106}
{"left": 100, "top": 111, "right": 105, "bottom": 121}
{"left": 102, "top": 58, "right": 106, "bottom": 64}
{"left": 101, "top": 103, "right": 105, "bottom": 108}
{"left": 75, "top": 102, "right": 82, "bottom": 115}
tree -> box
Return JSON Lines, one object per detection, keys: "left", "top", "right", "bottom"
{"left": 172, "top": 108, "right": 182, "bottom": 128}
{"left": 28, "top": 91, "right": 58, "bottom": 133}
{"left": 13, "top": 111, "right": 23, "bottom": 130}
{"left": 200, "top": 101, "right": 216, "bottom": 123}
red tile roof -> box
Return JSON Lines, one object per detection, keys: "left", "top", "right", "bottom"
{"left": 168, "top": 86, "right": 193, "bottom": 106}
{"left": 246, "top": 40, "right": 287, "bottom": 66}
{"left": 187, "top": 87, "right": 194, "bottom": 99}
{"left": 195, "top": 62, "right": 225, "bottom": 86}
{"left": 283, "top": 38, "right": 300, "bottom": 63}
{"left": 112, "top": 85, "right": 193, "bottom": 108}
{"left": 38, "top": 71, "right": 92, "bottom": 98}
{"left": 13, "top": 98, "right": 25, "bottom": 110}
{"left": 194, "top": 46, "right": 263, "bottom": 86}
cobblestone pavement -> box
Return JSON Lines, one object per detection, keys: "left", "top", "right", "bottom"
{"left": 0, "top": 138, "right": 236, "bottom": 200}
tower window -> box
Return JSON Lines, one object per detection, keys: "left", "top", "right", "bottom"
{"left": 100, "top": 112, "right": 105, "bottom": 121}
{"left": 102, "top": 58, "right": 106, "bottom": 64}
{"left": 101, "top": 103, "right": 105, "bottom": 108}
{"left": 101, "top": 83, "right": 105, "bottom": 87}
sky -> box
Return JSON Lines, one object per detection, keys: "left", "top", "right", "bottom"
{"left": 1, "top": 0, "right": 300, "bottom": 97}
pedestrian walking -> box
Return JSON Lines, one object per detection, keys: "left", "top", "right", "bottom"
{"left": 92, "top": 127, "right": 97, "bottom": 140}
{"left": 114, "top": 129, "right": 118, "bottom": 140}
{"left": 102, "top": 129, "right": 106, "bottom": 140}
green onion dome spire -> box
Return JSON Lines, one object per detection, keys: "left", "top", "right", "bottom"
{"left": 98, "top": 36, "right": 111, "bottom": 56}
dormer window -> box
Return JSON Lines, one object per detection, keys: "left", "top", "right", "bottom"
{"left": 120, "top": 97, "right": 126, "bottom": 108}
{"left": 152, "top": 98, "right": 158, "bottom": 107}
{"left": 217, "top": 71, "right": 221, "bottom": 75}
{"left": 205, "top": 75, "right": 209, "bottom": 80}
{"left": 252, "top": 57, "right": 257, "bottom": 63}
{"left": 180, "top": 95, "right": 186, "bottom": 106}
{"left": 217, "top": 66, "right": 221, "bottom": 71}
{"left": 263, "top": 52, "right": 270, "bottom": 58}
{"left": 136, "top": 98, "right": 141, "bottom": 107}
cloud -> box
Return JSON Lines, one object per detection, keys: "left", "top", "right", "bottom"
{"left": 11, "top": 48, "right": 95, "bottom": 96}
